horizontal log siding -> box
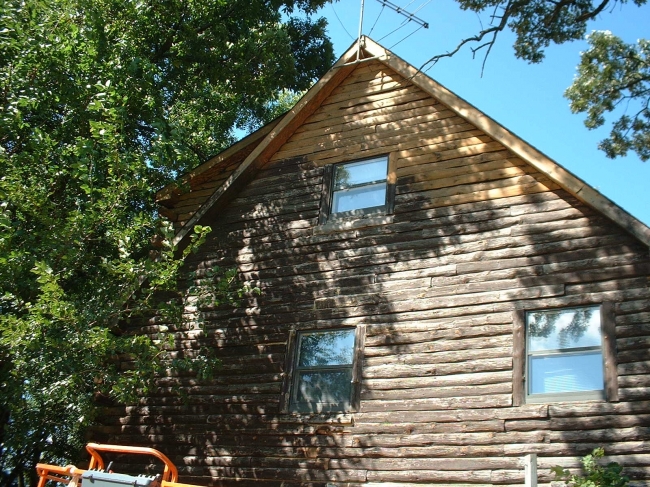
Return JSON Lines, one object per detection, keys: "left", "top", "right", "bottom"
{"left": 100, "top": 61, "right": 650, "bottom": 487}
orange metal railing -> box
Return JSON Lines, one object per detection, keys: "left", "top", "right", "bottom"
{"left": 35, "top": 443, "right": 194, "bottom": 487}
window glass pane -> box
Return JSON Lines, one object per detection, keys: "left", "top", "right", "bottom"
{"left": 529, "top": 351, "right": 604, "bottom": 394}
{"left": 296, "top": 370, "right": 353, "bottom": 404}
{"left": 298, "top": 330, "right": 355, "bottom": 367}
{"left": 528, "top": 306, "right": 601, "bottom": 351}
{"left": 334, "top": 157, "right": 387, "bottom": 189}
{"left": 332, "top": 183, "right": 386, "bottom": 213}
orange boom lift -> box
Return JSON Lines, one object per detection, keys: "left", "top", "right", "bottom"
{"left": 36, "top": 443, "right": 200, "bottom": 487}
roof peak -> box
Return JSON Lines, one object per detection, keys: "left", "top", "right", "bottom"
{"left": 167, "top": 37, "right": 650, "bottom": 249}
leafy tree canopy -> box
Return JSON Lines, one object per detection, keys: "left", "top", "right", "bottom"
{"left": 421, "top": 0, "right": 648, "bottom": 161}
{"left": 0, "top": 0, "right": 333, "bottom": 485}
{"left": 566, "top": 32, "right": 650, "bottom": 161}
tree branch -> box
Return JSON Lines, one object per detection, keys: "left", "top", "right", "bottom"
{"left": 419, "top": 0, "right": 515, "bottom": 73}
{"left": 545, "top": 0, "right": 579, "bottom": 26}
{"left": 575, "top": 0, "right": 612, "bottom": 22}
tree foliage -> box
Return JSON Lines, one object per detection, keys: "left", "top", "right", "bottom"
{"left": 0, "top": 0, "right": 334, "bottom": 485}
{"left": 420, "top": 0, "right": 648, "bottom": 160}
{"left": 566, "top": 31, "right": 650, "bottom": 160}
{"left": 422, "top": 0, "right": 645, "bottom": 68}
{"left": 552, "top": 447, "right": 630, "bottom": 487}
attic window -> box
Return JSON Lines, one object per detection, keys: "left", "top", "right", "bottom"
{"left": 319, "top": 155, "right": 395, "bottom": 224}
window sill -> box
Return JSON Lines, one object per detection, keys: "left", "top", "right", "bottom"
{"left": 314, "top": 214, "right": 394, "bottom": 236}
{"left": 525, "top": 390, "right": 606, "bottom": 404}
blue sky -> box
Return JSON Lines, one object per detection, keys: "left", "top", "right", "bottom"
{"left": 315, "top": 0, "right": 650, "bottom": 226}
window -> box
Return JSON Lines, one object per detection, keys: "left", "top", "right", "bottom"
{"left": 332, "top": 157, "right": 387, "bottom": 214}
{"left": 512, "top": 304, "right": 618, "bottom": 405}
{"left": 319, "top": 155, "right": 395, "bottom": 224}
{"left": 281, "top": 327, "right": 365, "bottom": 413}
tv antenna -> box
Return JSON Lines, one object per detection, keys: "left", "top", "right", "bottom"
{"left": 354, "top": 0, "right": 430, "bottom": 61}
{"left": 375, "top": 0, "right": 429, "bottom": 29}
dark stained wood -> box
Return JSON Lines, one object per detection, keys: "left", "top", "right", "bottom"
{"left": 317, "top": 164, "right": 333, "bottom": 225}
{"left": 602, "top": 301, "right": 620, "bottom": 401}
{"left": 352, "top": 325, "right": 366, "bottom": 411}
{"left": 512, "top": 310, "right": 526, "bottom": 407}
{"left": 279, "top": 328, "right": 296, "bottom": 414}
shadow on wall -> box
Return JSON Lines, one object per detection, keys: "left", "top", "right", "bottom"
{"left": 106, "top": 126, "right": 650, "bottom": 485}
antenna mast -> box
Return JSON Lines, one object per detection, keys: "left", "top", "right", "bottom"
{"left": 356, "top": 0, "right": 365, "bottom": 61}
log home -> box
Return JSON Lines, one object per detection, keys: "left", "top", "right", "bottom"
{"left": 99, "top": 37, "right": 650, "bottom": 487}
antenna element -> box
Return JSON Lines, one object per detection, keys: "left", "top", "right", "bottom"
{"left": 375, "top": 0, "right": 429, "bottom": 28}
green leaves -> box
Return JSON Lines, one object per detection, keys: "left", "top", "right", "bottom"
{"left": 565, "top": 31, "right": 650, "bottom": 160}
{"left": 552, "top": 448, "right": 630, "bottom": 487}
{"left": 422, "top": 0, "right": 649, "bottom": 160}
{"left": 0, "top": 0, "right": 333, "bottom": 483}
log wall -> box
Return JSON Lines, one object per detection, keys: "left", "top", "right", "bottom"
{"left": 99, "top": 61, "right": 650, "bottom": 487}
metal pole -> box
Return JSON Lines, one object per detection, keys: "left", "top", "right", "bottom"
{"left": 357, "top": 0, "right": 365, "bottom": 61}
{"left": 524, "top": 454, "right": 538, "bottom": 487}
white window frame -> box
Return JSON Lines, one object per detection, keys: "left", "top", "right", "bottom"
{"left": 513, "top": 302, "right": 618, "bottom": 406}
{"left": 318, "top": 155, "right": 396, "bottom": 224}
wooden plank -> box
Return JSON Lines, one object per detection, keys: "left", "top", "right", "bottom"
{"left": 305, "top": 89, "right": 431, "bottom": 124}
{"left": 602, "top": 301, "right": 620, "bottom": 401}
{"left": 504, "top": 441, "right": 650, "bottom": 456}
{"left": 399, "top": 165, "right": 529, "bottom": 195}
{"left": 357, "top": 404, "right": 548, "bottom": 423}
{"left": 352, "top": 430, "right": 544, "bottom": 447}
{"left": 365, "top": 336, "right": 511, "bottom": 358}
{"left": 363, "top": 357, "right": 513, "bottom": 380}
{"left": 620, "top": 374, "right": 650, "bottom": 387}
{"left": 398, "top": 177, "right": 560, "bottom": 212}
{"left": 333, "top": 456, "right": 521, "bottom": 471}
{"left": 366, "top": 470, "right": 493, "bottom": 483}
{"left": 286, "top": 109, "right": 463, "bottom": 152}
{"left": 399, "top": 156, "right": 526, "bottom": 185}
{"left": 278, "top": 328, "right": 295, "bottom": 413}
{"left": 321, "top": 78, "right": 412, "bottom": 106}
{"left": 512, "top": 310, "right": 526, "bottom": 407}
{"left": 273, "top": 117, "right": 474, "bottom": 162}
{"left": 352, "top": 325, "right": 366, "bottom": 411}
{"left": 294, "top": 98, "right": 438, "bottom": 135}
{"left": 549, "top": 414, "right": 650, "bottom": 431}
{"left": 361, "top": 382, "right": 511, "bottom": 400}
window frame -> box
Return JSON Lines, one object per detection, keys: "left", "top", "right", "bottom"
{"left": 280, "top": 326, "right": 366, "bottom": 414}
{"left": 512, "top": 303, "right": 618, "bottom": 406}
{"left": 319, "top": 154, "right": 396, "bottom": 224}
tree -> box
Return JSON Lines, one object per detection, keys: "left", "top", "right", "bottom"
{"left": 566, "top": 32, "right": 650, "bottom": 161}
{"left": 0, "top": 0, "right": 334, "bottom": 485}
{"left": 420, "top": 0, "right": 648, "bottom": 161}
